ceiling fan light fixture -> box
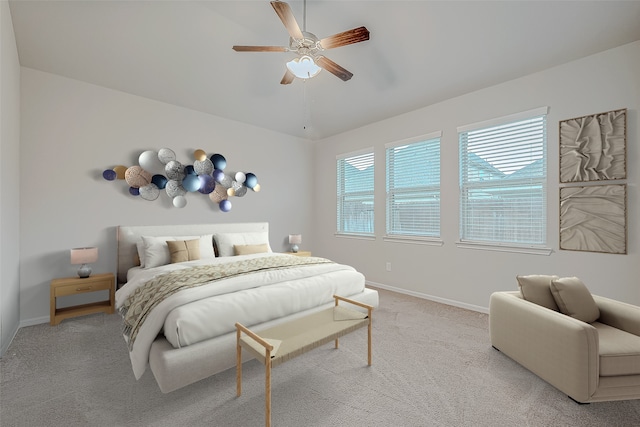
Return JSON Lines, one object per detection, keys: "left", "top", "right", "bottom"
{"left": 286, "top": 55, "right": 321, "bottom": 79}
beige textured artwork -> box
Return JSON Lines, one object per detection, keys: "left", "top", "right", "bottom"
{"left": 559, "top": 184, "right": 626, "bottom": 254}
{"left": 559, "top": 109, "right": 626, "bottom": 183}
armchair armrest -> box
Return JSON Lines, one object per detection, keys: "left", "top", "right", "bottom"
{"left": 594, "top": 295, "right": 640, "bottom": 336}
{"left": 489, "top": 292, "right": 598, "bottom": 402}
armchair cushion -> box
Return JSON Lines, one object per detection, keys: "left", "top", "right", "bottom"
{"left": 516, "top": 275, "right": 560, "bottom": 311}
{"left": 593, "top": 322, "right": 640, "bottom": 376}
{"left": 551, "top": 277, "right": 600, "bottom": 323}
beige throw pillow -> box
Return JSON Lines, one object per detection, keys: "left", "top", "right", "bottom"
{"left": 550, "top": 277, "right": 600, "bottom": 323}
{"left": 167, "top": 239, "right": 200, "bottom": 264}
{"left": 214, "top": 232, "right": 272, "bottom": 257}
{"left": 234, "top": 243, "right": 270, "bottom": 256}
{"left": 516, "top": 275, "right": 560, "bottom": 311}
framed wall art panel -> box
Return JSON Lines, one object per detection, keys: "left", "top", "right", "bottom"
{"left": 559, "top": 184, "right": 626, "bottom": 254}
{"left": 559, "top": 109, "right": 626, "bottom": 183}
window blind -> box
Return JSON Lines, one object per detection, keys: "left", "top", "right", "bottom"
{"left": 386, "top": 136, "right": 441, "bottom": 237}
{"left": 459, "top": 113, "right": 547, "bottom": 245}
{"left": 337, "top": 150, "right": 375, "bottom": 235}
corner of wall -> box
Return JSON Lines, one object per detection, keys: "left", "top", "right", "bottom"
{"left": 1, "top": 0, "right": 22, "bottom": 357}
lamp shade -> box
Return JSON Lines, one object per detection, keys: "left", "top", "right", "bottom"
{"left": 288, "top": 234, "right": 302, "bottom": 245}
{"left": 286, "top": 56, "right": 321, "bottom": 79}
{"left": 70, "top": 247, "right": 98, "bottom": 265}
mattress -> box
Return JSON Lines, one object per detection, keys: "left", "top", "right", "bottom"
{"left": 116, "top": 252, "right": 365, "bottom": 379}
{"left": 164, "top": 266, "right": 364, "bottom": 348}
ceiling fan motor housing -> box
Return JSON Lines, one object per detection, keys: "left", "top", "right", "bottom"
{"left": 289, "top": 31, "right": 323, "bottom": 57}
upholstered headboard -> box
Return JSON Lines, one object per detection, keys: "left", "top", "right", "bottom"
{"left": 116, "top": 222, "right": 269, "bottom": 285}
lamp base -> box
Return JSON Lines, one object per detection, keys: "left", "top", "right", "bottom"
{"left": 291, "top": 244, "right": 299, "bottom": 253}
{"left": 77, "top": 264, "right": 92, "bottom": 278}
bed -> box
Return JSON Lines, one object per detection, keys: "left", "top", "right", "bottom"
{"left": 115, "top": 222, "right": 379, "bottom": 393}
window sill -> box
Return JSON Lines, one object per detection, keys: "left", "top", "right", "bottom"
{"left": 335, "top": 233, "right": 376, "bottom": 241}
{"left": 455, "top": 241, "right": 552, "bottom": 256}
{"left": 383, "top": 235, "right": 444, "bottom": 246}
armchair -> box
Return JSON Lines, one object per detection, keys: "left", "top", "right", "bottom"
{"left": 489, "top": 278, "right": 640, "bottom": 403}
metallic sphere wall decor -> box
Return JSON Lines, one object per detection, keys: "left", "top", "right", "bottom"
{"left": 559, "top": 109, "right": 626, "bottom": 183}
{"left": 103, "top": 149, "right": 260, "bottom": 212}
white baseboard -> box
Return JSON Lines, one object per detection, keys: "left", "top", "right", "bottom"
{"left": 3, "top": 317, "right": 55, "bottom": 356}
{"left": 1, "top": 324, "right": 19, "bottom": 357}
{"left": 19, "top": 316, "right": 50, "bottom": 328}
{"left": 365, "top": 280, "right": 489, "bottom": 314}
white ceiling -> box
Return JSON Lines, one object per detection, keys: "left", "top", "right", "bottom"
{"left": 9, "top": 1, "right": 640, "bottom": 140}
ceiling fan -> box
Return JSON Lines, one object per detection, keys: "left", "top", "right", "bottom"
{"left": 232, "top": 0, "right": 370, "bottom": 84}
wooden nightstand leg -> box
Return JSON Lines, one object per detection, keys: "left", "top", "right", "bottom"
{"left": 50, "top": 289, "right": 56, "bottom": 326}
{"left": 109, "top": 284, "right": 115, "bottom": 314}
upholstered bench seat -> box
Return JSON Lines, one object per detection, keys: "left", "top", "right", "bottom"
{"left": 594, "top": 322, "right": 640, "bottom": 376}
{"left": 236, "top": 295, "right": 374, "bottom": 427}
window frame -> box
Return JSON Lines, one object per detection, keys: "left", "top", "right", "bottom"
{"left": 384, "top": 131, "right": 443, "bottom": 246}
{"left": 456, "top": 107, "right": 552, "bottom": 255}
{"left": 336, "top": 148, "right": 375, "bottom": 238}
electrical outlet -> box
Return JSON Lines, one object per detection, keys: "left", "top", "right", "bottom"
{"left": 386, "top": 262, "right": 392, "bottom": 272}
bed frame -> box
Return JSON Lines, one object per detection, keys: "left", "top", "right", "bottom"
{"left": 116, "top": 222, "right": 379, "bottom": 393}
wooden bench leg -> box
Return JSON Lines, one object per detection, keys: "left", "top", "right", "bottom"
{"left": 368, "top": 315, "right": 372, "bottom": 366}
{"left": 236, "top": 327, "right": 242, "bottom": 397}
{"left": 265, "top": 351, "right": 272, "bottom": 427}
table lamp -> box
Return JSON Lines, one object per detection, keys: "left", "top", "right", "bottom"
{"left": 288, "top": 234, "right": 302, "bottom": 253}
{"left": 70, "top": 247, "right": 98, "bottom": 278}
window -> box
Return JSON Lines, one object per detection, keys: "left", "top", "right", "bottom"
{"left": 458, "top": 107, "right": 548, "bottom": 249}
{"left": 337, "top": 149, "right": 375, "bottom": 236}
{"left": 385, "top": 132, "right": 441, "bottom": 239}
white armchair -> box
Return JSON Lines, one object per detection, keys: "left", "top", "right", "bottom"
{"left": 489, "top": 275, "right": 640, "bottom": 403}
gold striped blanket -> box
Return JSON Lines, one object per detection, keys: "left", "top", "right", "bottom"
{"left": 120, "top": 255, "right": 333, "bottom": 350}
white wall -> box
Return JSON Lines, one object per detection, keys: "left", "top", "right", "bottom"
{"left": 14, "top": 39, "right": 640, "bottom": 327}
{"left": 1, "top": 0, "right": 22, "bottom": 355}
{"left": 19, "top": 68, "right": 314, "bottom": 324}
{"left": 313, "top": 41, "right": 640, "bottom": 311}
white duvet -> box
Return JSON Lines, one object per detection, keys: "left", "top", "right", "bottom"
{"left": 115, "top": 253, "right": 365, "bottom": 379}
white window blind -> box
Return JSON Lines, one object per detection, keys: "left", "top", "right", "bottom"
{"left": 459, "top": 109, "right": 547, "bottom": 245}
{"left": 337, "top": 150, "right": 374, "bottom": 236}
{"left": 386, "top": 134, "right": 441, "bottom": 238}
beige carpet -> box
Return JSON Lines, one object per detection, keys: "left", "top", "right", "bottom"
{"left": 2, "top": 288, "right": 639, "bottom": 426}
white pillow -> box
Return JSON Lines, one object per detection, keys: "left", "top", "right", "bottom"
{"left": 141, "top": 234, "right": 215, "bottom": 268}
{"left": 136, "top": 241, "right": 146, "bottom": 267}
{"left": 214, "top": 232, "right": 272, "bottom": 257}
{"left": 141, "top": 236, "right": 177, "bottom": 268}
{"left": 194, "top": 234, "right": 215, "bottom": 259}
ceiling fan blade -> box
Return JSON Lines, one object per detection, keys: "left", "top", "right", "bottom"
{"left": 280, "top": 69, "right": 295, "bottom": 85}
{"left": 232, "top": 45, "right": 288, "bottom": 52}
{"left": 270, "top": 1, "right": 304, "bottom": 40}
{"left": 320, "top": 26, "right": 370, "bottom": 50}
{"left": 315, "top": 56, "right": 353, "bottom": 82}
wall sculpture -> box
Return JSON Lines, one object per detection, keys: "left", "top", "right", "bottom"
{"left": 103, "top": 149, "right": 260, "bottom": 212}
{"left": 559, "top": 184, "right": 626, "bottom": 254}
{"left": 559, "top": 109, "right": 626, "bottom": 183}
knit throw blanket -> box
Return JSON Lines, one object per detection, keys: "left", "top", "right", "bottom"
{"left": 119, "top": 255, "right": 333, "bottom": 350}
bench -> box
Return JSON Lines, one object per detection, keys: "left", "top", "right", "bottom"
{"left": 235, "top": 295, "right": 374, "bottom": 427}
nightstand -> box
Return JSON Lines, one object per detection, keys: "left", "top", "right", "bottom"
{"left": 50, "top": 273, "right": 115, "bottom": 325}
{"left": 285, "top": 251, "right": 311, "bottom": 257}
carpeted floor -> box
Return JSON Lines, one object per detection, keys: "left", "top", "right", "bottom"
{"left": 1, "top": 288, "right": 639, "bottom": 426}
